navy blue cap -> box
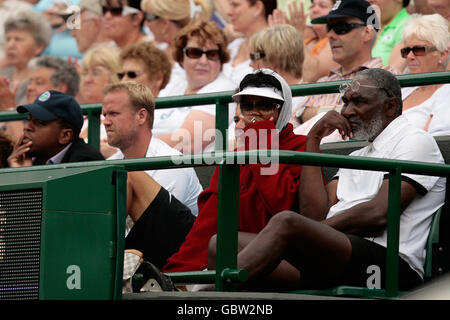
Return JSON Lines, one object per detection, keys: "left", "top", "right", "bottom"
{"left": 311, "top": 0, "right": 380, "bottom": 30}
{"left": 17, "top": 90, "right": 83, "bottom": 134}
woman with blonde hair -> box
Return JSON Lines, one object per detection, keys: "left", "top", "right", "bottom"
{"left": 248, "top": 24, "right": 304, "bottom": 86}
{"left": 78, "top": 44, "right": 121, "bottom": 157}
{"left": 399, "top": 14, "right": 450, "bottom": 133}
{"left": 78, "top": 44, "right": 121, "bottom": 104}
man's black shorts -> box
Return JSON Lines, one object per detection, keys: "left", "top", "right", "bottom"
{"left": 125, "top": 187, "right": 195, "bottom": 269}
{"left": 339, "top": 234, "right": 423, "bottom": 291}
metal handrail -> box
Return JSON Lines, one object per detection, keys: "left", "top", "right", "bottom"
{"left": 1, "top": 150, "right": 449, "bottom": 297}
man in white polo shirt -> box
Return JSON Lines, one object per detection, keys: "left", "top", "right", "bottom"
{"left": 207, "top": 68, "right": 446, "bottom": 291}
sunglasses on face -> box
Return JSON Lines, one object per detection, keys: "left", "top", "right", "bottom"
{"left": 183, "top": 47, "right": 221, "bottom": 61}
{"left": 326, "top": 22, "right": 366, "bottom": 35}
{"left": 240, "top": 100, "right": 282, "bottom": 110}
{"left": 145, "top": 14, "right": 160, "bottom": 22}
{"left": 102, "top": 5, "right": 140, "bottom": 17}
{"left": 117, "top": 71, "right": 143, "bottom": 80}
{"left": 249, "top": 52, "right": 265, "bottom": 61}
{"left": 400, "top": 45, "right": 437, "bottom": 58}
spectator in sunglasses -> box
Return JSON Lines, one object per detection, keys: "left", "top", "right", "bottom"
{"left": 206, "top": 68, "right": 445, "bottom": 293}
{"left": 119, "top": 41, "right": 172, "bottom": 97}
{"left": 101, "top": 0, "right": 150, "bottom": 49}
{"left": 222, "top": 0, "right": 277, "bottom": 86}
{"left": 397, "top": 14, "right": 450, "bottom": 135}
{"left": 369, "top": 0, "right": 411, "bottom": 65}
{"left": 291, "top": 0, "right": 399, "bottom": 143}
{"left": 140, "top": 0, "right": 212, "bottom": 93}
{"left": 163, "top": 69, "right": 308, "bottom": 274}
{"left": 154, "top": 20, "right": 235, "bottom": 154}
{"left": 248, "top": 24, "right": 306, "bottom": 112}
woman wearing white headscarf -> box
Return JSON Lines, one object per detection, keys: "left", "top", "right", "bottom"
{"left": 163, "top": 68, "right": 308, "bottom": 273}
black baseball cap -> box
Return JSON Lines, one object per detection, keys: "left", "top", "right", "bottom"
{"left": 17, "top": 90, "right": 83, "bottom": 134}
{"left": 311, "top": 0, "right": 380, "bottom": 30}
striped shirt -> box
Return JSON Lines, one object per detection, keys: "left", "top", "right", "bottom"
{"left": 291, "top": 57, "right": 399, "bottom": 128}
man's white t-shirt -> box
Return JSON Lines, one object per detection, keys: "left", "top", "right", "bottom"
{"left": 108, "top": 137, "right": 203, "bottom": 215}
{"left": 327, "top": 115, "right": 446, "bottom": 278}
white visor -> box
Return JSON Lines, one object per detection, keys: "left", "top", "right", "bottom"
{"left": 232, "top": 86, "right": 284, "bottom": 102}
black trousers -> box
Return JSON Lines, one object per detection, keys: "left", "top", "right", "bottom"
{"left": 125, "top": 187, "right": 195, "bottom": 270}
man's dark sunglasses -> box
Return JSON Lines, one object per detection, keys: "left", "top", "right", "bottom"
{"left": 326, "top": 22, "right": 366, "bottom": 35}
{"left": 102, "top": 5, "right": 139, "bottom": 16}
{"left": 183, "top": 47, "right": 221, "bottom": 61}
{"left": 117, "top": 71, "right": 141, "bottom": 80}
{"left": 240, "top": 100, "right": 282, "bottom": 110}
{"left": 102, "top": 6, "right": 124, "bottom": 16}
{"left": 400, "top": 45, "right": 437, "bottom": 58}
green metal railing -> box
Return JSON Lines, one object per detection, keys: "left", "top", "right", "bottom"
{"left": 1, "top": 151, "right": 449, "bottom": 297}
{"left": 2, "top": 71, "right": 449, "bottom": 152}
{"left": 1, "top": 71, "right": 450, "bottom": 298}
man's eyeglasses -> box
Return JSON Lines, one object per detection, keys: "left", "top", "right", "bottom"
{"left": 339, "top": 80, "right": 393, "bottom": 97}
{"left": 117, "top": 71, "right": 143, "bottom": 80}
{"left": 400, "top": 45, "right": 437, "bottom": 58}
{"left": 145, "top": 14, "right": 160, "bottom": 22}
{"left": 102, "top": 5, "right": 140, "bottom": 17}
{"left": 326, "top": 22, "right": 366, "bottom": 35}
{"left": 249, "top": 52, "right": 265, "bottom": 61}
{"left": 183, "top": 47, "right": 221, "bottom": 61}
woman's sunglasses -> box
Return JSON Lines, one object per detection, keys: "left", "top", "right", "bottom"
{"left": 102, "top": 5, "right": 140, "bottom": 17}
{"left": 249, "top": 52, "right": 265, "bottom": 61}
{"left": 117, "top": 71, "right": 143, "bottom": 80}
{"left": 183, "top": 47, "right": 221, "bottom": 61}
{"left": 400, "top": 45, "right": 437, "bottom": 58}
{"left": 326, "top": 22, "right": 366, "bottom": 35}
{"left": 145, "top": 14, "right": 160, "bottom": 22}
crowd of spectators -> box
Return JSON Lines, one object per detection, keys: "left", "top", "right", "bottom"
{"left": 0, "top": 0, "right": 449, "bottom": 293}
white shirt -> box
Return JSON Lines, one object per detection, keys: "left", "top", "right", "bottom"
{"left": 159, "top": 63, "right": 186, "bottom": 97}
{"left": 425, "top": 84, "right": 450, "bottom": 136}
{"left": 45, "top": 143, "right": 72, "bottom": 165}
{"left": 108, "top": 137, "right": 203, "bottom": 215}
{"left": 222, "top": 38, "right": 254, "bottom": 87}
{"left": 154, "top": 72, "right": 236, "bottom": 152}
{"left": 327, "top": 115, "right": 446, "bottom": 277}
{"left": 402, "top": 84, "right": 450, "bottom": 130}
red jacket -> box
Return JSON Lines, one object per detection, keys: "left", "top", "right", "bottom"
{"left": 163, "top": 121, "right": 307, "bottom": 272}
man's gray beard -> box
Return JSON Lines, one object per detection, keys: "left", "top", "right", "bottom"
{"left": 352, "top": 110, "right": 384, "bottom": 142}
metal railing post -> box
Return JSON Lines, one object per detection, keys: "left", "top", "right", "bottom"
{"left": 87, "top": 109, "right": 101, "bottom": 151}
{"left": 215, "top": 163, "right": 240, "bottom": 291}
{"left": 215, "top": 100, "right": 229, "bottom": 152}
{"left": 386, "top": 168, "right": 402, "bottom": 296}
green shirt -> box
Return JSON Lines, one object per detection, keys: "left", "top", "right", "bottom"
{"left": 372, "top": 8, "right": 410, "bottom": 65}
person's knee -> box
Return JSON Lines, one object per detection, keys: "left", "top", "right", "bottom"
{"left": 267, "top": 210, "right": 303, "bottom": 239}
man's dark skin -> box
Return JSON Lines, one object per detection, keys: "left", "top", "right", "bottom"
{"left": 207, "top": 74, "right": 418, "bottom": 290}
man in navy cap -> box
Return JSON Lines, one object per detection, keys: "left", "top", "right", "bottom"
{"left": 7, "top": 90, "right": 104, "bottom": 166}
{"left": 292, "top": 0, "right": 399, "bottom": 137}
